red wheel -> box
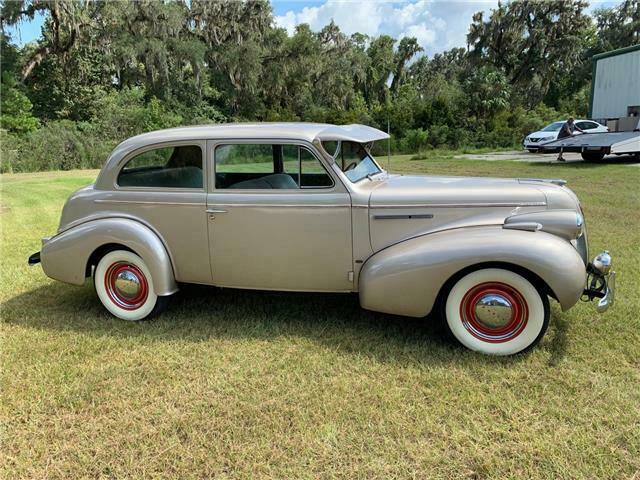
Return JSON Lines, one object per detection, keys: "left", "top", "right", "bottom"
{"left": 104, "top": 261, "right": 149, "bottom": 310}
{"left": 459, "top": 282, "right": 528, "bottom": 343}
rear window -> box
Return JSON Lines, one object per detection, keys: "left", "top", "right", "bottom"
{"left": 118, "top": 145, "right": 203, "bottom": 189}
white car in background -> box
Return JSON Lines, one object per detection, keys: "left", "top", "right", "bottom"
{"left": 524, "top": 120, "right": 608, "bottom": 152}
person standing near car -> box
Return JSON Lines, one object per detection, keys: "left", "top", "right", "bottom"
{"left": 556, "top": 117, "right": 585, "bottom": 161}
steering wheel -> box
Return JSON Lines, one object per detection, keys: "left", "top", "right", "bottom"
{"left": 344, "top": 161, "right": 357, "bottom": 171}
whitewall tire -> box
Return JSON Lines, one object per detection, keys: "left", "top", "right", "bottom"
{"left": 94, "top": 250, "right": 169, "bottom": 321}
{"left": 443, "top": 268, "right": 549, "bottom": 355}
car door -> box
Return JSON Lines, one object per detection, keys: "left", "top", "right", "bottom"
{"left": 577, "top": 121, "right": 598, "bottom": 132}
{"left": 206, "top": 140, "right": 353, "bottom": 292}
{"left": 112, "top": 140, "right": 211, "bottom": 284}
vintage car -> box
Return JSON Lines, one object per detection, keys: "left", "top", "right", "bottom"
{"left": 29, "top": 123, "right": 615, "bottom": 355}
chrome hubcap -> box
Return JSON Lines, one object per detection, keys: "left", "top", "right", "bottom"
{"left": 113, "top": 270, "right": 142, "bottom": 299}
{"left": 474, "top": 294, "right": 513, "bottom": 329}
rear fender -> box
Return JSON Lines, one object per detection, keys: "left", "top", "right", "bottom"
{"left": 358, "top": 227, "right": 585, "bottom": 317}
{"left": 41, "top": 218, "right": 177, "bottom": 295}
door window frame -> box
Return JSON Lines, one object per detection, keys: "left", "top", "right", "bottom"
{"left": 208, "top": 138, "right": 345, "bottom": 193}
{"left": 114, "top": 139, "right": 207, "bottom": 192}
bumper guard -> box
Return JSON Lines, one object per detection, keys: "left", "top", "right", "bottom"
{"left": 582, "top": 251, "right": 615, "bottom": 312}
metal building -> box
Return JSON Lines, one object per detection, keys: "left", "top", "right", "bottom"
{"left": 589, "top": 44, "right": 640, "bottom": 125}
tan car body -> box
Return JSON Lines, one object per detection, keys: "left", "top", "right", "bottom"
{"left": 39, "top": 123, "right": 594, "bottom": 318}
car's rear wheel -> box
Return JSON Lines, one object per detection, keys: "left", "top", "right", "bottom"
{"left": 442, "top": 268, "right": 549, "bottom": 355}
{"left": 94, "top": 250, "right": 169, "bottom": 321}
{"left": 581, "top": 151, "right": 605, "bottom": 162}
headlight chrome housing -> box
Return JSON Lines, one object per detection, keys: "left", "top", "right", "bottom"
{"left": 576, "top": 212, "right": 584, "bottom": 234}
{"left": 592, "top": 251, "right": 612, "bottom": 275}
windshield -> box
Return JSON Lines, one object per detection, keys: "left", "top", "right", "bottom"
{"left": 542, "top": 122, "right": 564, "bottom": 132}
{"left": 324, "top": 140, "right": 382, "bottom": 182}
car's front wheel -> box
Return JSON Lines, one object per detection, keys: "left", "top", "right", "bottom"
{"left": 442, "top": 268, "right": 549, "bottom": 355}
{"left": 94, "top": 250, "right": 169, "bottom": 321}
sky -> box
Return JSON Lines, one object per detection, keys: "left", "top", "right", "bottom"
{"left": 6, "top": 0, "right": 620, "bottom": 57}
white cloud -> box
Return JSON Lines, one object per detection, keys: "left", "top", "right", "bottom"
{"left": 273, "top": 0, "right": 500, "bottom": 56}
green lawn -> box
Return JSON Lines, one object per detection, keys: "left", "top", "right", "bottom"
{"left": 1, "top": 156, "right": 639, "bottom": 479}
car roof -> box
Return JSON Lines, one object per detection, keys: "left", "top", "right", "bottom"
{"left": 96, "top": 123, "right": 390, "bottom": 187}
{"left": 116, "top": 122, "right": 389, "bottom": 148}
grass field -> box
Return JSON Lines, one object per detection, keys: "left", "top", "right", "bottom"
{"left": 1, "top": 155, "right": 639, "bottom": 479}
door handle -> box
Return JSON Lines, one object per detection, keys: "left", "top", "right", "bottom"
{"left": 207, "top": 208, "right": 227, "bottom": 220}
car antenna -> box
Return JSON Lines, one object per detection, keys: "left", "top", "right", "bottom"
{"left": 387, "top": 117, "right": 391, "bottom": 170}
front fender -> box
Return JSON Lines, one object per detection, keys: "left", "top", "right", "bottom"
{"left": 41, "top": 218, "right": 177, "bottom": 295}
{"left": 359, "top": 226, "right": 585, "bottom": 317}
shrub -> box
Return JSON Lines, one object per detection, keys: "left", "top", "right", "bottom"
{"left": 0, "top": 129, "right": 22, "bottom": 173}
{"left": 0, "top": 82, "right": 40, "bottom": 135}
{"left": 403, "top": 128, "right": 429, "bottom": 153}
{"left": 86, "top": 88, "right": 183, "bottom": 142}
{"left": 6, "top": 121, "right": 114, "bottom": 172}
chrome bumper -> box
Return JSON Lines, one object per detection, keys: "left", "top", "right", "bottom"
{"left": 583, "top": 251, "right": 615, "bottom": 312}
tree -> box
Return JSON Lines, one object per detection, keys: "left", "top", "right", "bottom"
{"left": 0, "top": 33, "right": 39, "bottom": 133}
{"left": 593, "top": 0, "right": 640, "bottom": 52}
{"left": 0, "top": 81, "right": 40, "bottom": 134}
{"left": 463, "top": 66, "right": 511, "bottom": 119}
{"left": 467, "top": 0, "right": 592, "bottom": 104}
{"left": 390, "top": 37, "right": 422, "bottom": 95}
{"left": 364, "top": 35, "right": 395, "bottom": 104}
{"left": 1, "top": 0, "right": 101, "bottom": 80}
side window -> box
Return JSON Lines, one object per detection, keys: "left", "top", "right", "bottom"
{"left": 118, "top": 145, "right": 203, "bottom": 189}
{"left": 300, "top": 148, "right": 333, "bottom": 187}
{"left": 282, "top": 144, "right": 301, "bottom": 185}
{"left": 321, "top": 140, "right": 339, "bottom": 158}
{"left": 215, "top": 143, "right": 332, "bottom": 190}
{"left": 216, "top": 144, "right": 274, "bottom": 174}
{"left": 576, "top": 121, "right": 593, "bottom": 130}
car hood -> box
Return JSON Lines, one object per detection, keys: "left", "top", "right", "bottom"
{"left": 366, "top": 174, "right": 578, "bottom": 252}
{"left": 369, "top": 174, "right": 548, "bottom": 207}
{"left": 527, "top": 131, "right": 558, "bottom": 139}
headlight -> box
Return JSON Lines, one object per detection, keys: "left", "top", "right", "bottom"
{"left": 592, "top": 251, "right": 612, "bottom": 275}
{"left": 541, "top": 136, "right": 554, "bottom": 142}
{"left": 576, "top": 212, "right": 584, "bottom": 232}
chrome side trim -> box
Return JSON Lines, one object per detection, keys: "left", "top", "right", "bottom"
{"left": 371, "top": 202, "right": 547, "bottom": 209}
{"left": 205, "top": 203, "right": 351, "bottom": 208}
{"left": 96, "top": 199, "right": 350, "bottom": 209}
{"left": 373, "top": 214, "right": 434, "bottom": 220}
{"left": 94, "top": 199, "right": 205, "bottom": 206}
{"left": 503, "top": 222, "right": 542, "bottom": 232}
